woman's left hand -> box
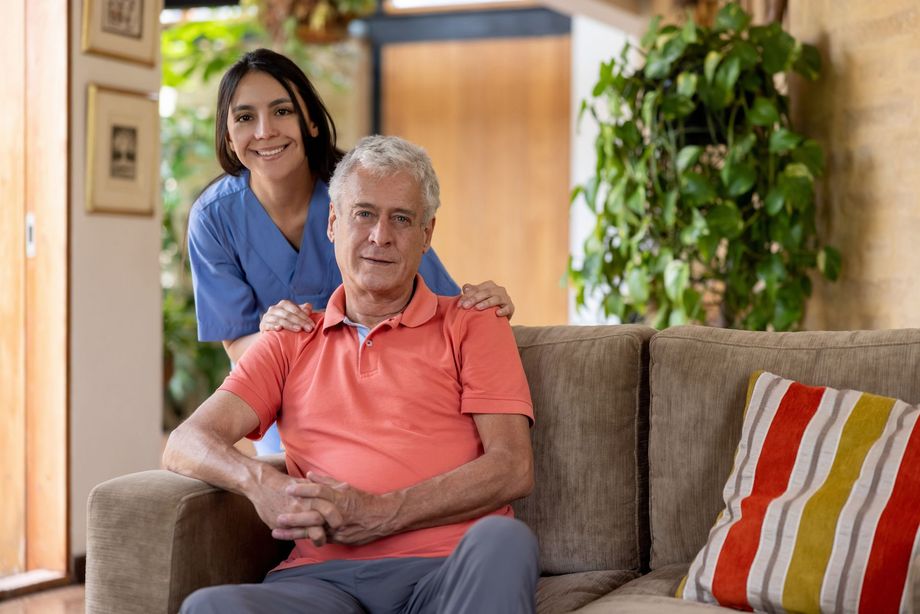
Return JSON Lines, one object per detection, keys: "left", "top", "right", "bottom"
{"left": 460, "top": 280, "right": 514, "bottom": 319}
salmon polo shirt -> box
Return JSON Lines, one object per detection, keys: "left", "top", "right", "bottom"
{"left": 219, "top": 275, "right": 534, "bottom": 571}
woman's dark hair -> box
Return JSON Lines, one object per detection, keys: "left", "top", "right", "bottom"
{"left": 214, "top": 48, "right": 341, "bottom": 183}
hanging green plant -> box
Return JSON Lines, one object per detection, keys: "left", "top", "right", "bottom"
{"left": 570, "top": 2, "right": 840, "bottom": 331}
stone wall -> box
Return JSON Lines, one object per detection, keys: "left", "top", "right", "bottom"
{"left": 789, "top": 0, "right": 920, "bottom": 330}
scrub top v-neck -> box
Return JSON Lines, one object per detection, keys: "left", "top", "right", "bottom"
{"left": 188, "top": 171, "right": 459, "bottom": 342}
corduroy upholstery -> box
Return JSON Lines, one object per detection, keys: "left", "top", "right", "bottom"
{"left": 647, "top": 326, "right": 920, "bottom": 570}
{"left": 86, "top": 324, "right": 920, "bottom": 613}
{"left": 513, "top": 324, "right": 654, "bottom": 575}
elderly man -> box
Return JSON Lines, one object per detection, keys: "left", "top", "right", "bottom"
{"left": 164, "top": 135, "right": 539, "bottom": 614}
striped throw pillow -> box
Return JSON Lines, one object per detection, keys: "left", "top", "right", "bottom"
{"left": 678, "top": 371, "right": 920, "bottom": 614}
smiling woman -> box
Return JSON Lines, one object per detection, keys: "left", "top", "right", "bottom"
{"left": 187, "top": 49, "right": 515, "bottom": 455}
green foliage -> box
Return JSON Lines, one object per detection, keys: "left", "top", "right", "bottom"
{"left": 570, "top": 2, "right": 840, "bottom": 331}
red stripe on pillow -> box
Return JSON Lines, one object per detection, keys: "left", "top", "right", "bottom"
{"left": 859, "top": 416, "right": 920, "bottom": 614}
{"left": 711, "top": 382, "right": 825, "bottom": 609}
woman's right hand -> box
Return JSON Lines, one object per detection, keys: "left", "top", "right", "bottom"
{"left": 260, "top": 300, "right": 315, "bottom": 333}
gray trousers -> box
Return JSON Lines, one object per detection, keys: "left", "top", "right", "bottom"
{"left": 181, "top": 516, "right": 540, "bottom": 614}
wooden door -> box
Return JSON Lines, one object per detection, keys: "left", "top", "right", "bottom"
{"left": 381, "top": 34, "right": 571, "bottom": 326}
{"left": 0, "top": 0, "right": 69, "bottom": 594}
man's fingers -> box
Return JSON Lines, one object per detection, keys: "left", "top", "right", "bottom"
{"left": 279, "top": 499, "right": 344, "bottom": 529}
{"left": 275, "top": 509, "right": 325, "bottom": 527}
{"left": 271, "top": 525, "right": 326, "bottom": 545}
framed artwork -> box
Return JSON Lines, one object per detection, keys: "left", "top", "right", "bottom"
{"left": 82, "top": 0, "right": 159, "bottom": 65}
{"left": 85, "top": 84, "right": 159, "bottom": 216}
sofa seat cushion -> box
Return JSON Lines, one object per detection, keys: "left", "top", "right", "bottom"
{"left": 513, "top": 324, "right": 655, "bottom": 574}
{"left": 648, "top": 326, "right": 920, "bottom": 570}
{"left": 681, "top": 371, "right": 920, "bottom": 613}
{"left": 573, "top": 564, "right": 726, "bottom": 612}
{"left": 536, "top": 569, "right": 640, "bottom": 614}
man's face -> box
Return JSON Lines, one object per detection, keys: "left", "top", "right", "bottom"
{"left": 328, "top": 167, "right": 435, "bottom": 299}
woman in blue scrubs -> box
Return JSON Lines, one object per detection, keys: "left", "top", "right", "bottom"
{"left": 188, "top": 49, "right": 514, "bottom": 454}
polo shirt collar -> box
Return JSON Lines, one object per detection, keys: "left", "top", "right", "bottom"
{"left": 323, "top": 274, "right": 438, "bottom": 332}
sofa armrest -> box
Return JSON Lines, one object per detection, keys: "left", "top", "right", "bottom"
{"left": 86, "top": 469, "right": 291, "bottom": 614}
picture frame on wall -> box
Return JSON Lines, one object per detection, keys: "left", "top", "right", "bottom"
{"left": 86, "top": 84, "right": 159, "bottom": 216}
{"left": 82, "top": 0, "right": 159, "bottom": 65}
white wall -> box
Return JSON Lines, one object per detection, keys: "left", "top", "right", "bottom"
{"left": 70, "top": 4, "right": 163, "bottom": 557}
{"left": 568, "top": 15, "right": 631, "bottom": 324}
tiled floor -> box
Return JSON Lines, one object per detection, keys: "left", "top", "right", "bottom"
{"left": 0, "top": 585, "right": 84, "bottom": 614}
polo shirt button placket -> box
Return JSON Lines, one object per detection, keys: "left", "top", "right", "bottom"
{"left": 360, "top": 336, "right": 378, "bottom": 375}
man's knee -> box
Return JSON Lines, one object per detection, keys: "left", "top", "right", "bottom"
{"left": 180, "top": 585, "right": 241, "bottom": 614}
{"left": 463, "top": 516, "right": 538, "bottom": 563}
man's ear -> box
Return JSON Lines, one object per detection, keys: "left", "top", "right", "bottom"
{"left": 327, "top": 203, "right": 337, "bottom": 242}
{"left": 422, "top": 217, "right": 436, "bottom": 253}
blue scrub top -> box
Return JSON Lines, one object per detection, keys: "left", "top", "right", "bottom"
{"left": 188, "top": 172, "right": 460, "bottom": 342}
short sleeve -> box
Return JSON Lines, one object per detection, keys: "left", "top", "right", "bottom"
{"left": 188, "top": 204, "right": 261, "bottom": 341}
{"left": 218, "top": 330, "right": 292, "bottom": 440}
{"left": 457, "top": 309, "right": 533, "bottom": 423}
{"left": 419, "top": 247, "right": 461, "bottom": 296}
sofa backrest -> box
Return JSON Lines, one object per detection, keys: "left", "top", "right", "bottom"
{"left": 512, "top": 324, "right": 655, "bottom": 575}
{"left": 648, "top": 325, "right": 920, "bottom": 569}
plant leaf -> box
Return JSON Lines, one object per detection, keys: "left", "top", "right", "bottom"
{"left": 627, "top": 267, "right": 650, "bottom": 303}
{"left": 641, "top": 90, "right": 660, "bottom": 129}
{"left": 721, "top": 162, "right": 757, "bottom": 197}
{"left": 769, "top": 128, "right": 802, "bottom": 153}
{"left": 680, "top": 208, "right": 709, "bottom": 245}
{"left": 764, "top": 186, "right": 785, "bottom": 215}
{"left": 714, "top": 2, "right": 751, "bottom": 33}
{"left": 714, "top": 56, "right": 742, "bottom": 97}
{"left": 677, "top": 72, "right": 698, "bottom": 98}
{"left": 704, "top": 51, "right": 722, "bottom": 83}
{"left": 681, "top": 172, "right": 717, "bottom": 206}
{"left": 681, "top": 18, "right": 698, "bottom": 43}
{"left": 817, "top": 246, "right": 842, "bottom": 281}
{"left": 677, "top": 145, "right": 702, "bottom": 173}
{"left": 749, "top": 97, "right": 780, "bottom": 126}
{"left": 792, "top": 139, "right": 825, "bottom": 177}
{"left": 729, "top": 40, "right": 759, "bottom": 69}
{"left": 762, "top": 28, "right": 796, "bottom": 74}
{"left": 663, "top": 189, "right": 679, "bottom": 227}
{"left": 733, "top": 132, "right": 758, "bottom": 160}
{"left": 661, "top": 94, "right": 696, "bottom": 120}
{"left": 664, "top": 259, "right": 690, "bottom": 301}
{"left": 641, "top": 15, "right": 661, "bottom": 50}
{"left": 793, "top": 43, "right": 822, "bottom": 80}
{"left": 645, "top": 50, "right": 672, "bottom": 80}
{"left": 707, "top": 202, "right": 744, "bottom": 238}
{"left": 780, "top": 162, "right": 814, "bottom": 199}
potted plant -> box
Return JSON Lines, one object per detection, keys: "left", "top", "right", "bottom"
{"left": 569, "top": 2, "right": 840, "bottom": 330}
{"left": 258, "top": 0, "right": 376, "bottom": 45}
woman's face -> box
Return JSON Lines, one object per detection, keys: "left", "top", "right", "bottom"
{"left": 226, "top": 70, "right": 316, "bottom": 185}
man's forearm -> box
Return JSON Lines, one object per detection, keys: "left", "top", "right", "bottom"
{"left": 163, "top": 418, "right": 274, "bottom": 497}
{"left": 162, "top": 390, "right": 286, "bottom": 501}
{"left": 384, "top": 445, "right": 533, "bottom": 533}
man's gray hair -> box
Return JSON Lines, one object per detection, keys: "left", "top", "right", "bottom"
{"left": 329, "top": 135, "right": 441, "bottom": 224}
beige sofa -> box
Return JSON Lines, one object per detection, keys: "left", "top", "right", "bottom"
{"left": 86, "top": 325, "right": 920, "bottom": 613}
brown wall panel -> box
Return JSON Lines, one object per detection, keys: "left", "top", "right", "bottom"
{"left": 382, "top": 35, "right": 571, "bottom": 326}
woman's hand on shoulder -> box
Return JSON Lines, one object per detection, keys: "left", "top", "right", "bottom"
{"left": 459, "top": 281, "right": 514, "bottom": 320}
{"left": 260, "top": 300, "right": 315, "bottom": 333}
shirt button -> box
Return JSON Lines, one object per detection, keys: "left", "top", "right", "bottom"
{"left": 366, "top": 339, "right": 374, "bottom": 347}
